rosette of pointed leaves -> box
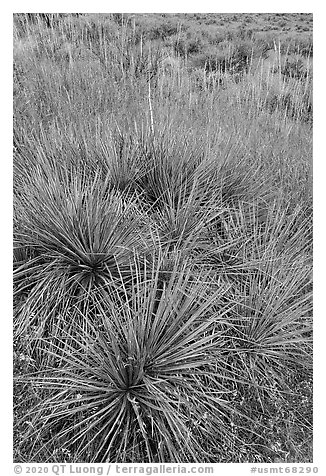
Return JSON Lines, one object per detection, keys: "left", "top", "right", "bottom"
{"left": 17, "top": 253, "right": 250, "bottom": 463}
{"left": 14, "top": 169, "right": 156, "bottom": 339}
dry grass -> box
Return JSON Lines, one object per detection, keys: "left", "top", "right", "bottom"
{"left": 13, "top": 13, "right": 312, "bottom": 463}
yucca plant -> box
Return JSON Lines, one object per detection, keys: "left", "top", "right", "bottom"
{"left": 134, "top": 124, "right": 208, "bottom": 207}
{"left": 198, "top": 196, "right": 312, "bottom": 281}
{"left": 221, "top": 248, "right": 312, "bottom": 459}
{"left": 97, "top": 128, "right": 147, "bottom": 194}
{"left": 196, "top": 197, "right": 312, "bottom": 375}
{"left": 14, "top": 167, "right": 156, "bottom": 341}
{"left": 16, "top": 252, "right": 255, "bottom": 463}
{"left": 151, "top": 177, "right": 225, "bottom": 252}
